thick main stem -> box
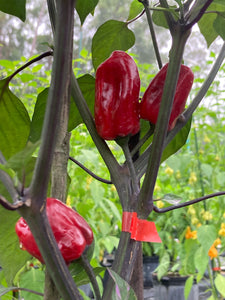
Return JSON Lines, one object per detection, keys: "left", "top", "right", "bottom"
{"left": 29, "top": 0, "right": 73, "bottom": 209}
{"left": 19, "top": 1, "right": 82, "bottom": 299}
{"left": 138, "top": 25, "right": 191, "bottom": 218}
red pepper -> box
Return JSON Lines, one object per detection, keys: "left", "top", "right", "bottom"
{"left": 15, "top": 198, "right": 93, "bottom": 264}
{"left": 140, "top": 63, "right": 194, "bottom": 130}
{"left": 95, "top": 50, "right": 140, "bottom": 140}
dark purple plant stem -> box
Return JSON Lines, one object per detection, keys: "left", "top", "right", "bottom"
{"left": 139, "top": 0, "right": 162, "bottom": 69}
{"left": 19, "top": 0, "right": 83, "bottom": 299}
{"left": 69, "top": 156, "right": 112, "bottom": 184}
{"left": 6, "top": 51, "right": 53, "bottom": 84}
{"left": 153, "top": 191, "right": 225, "bottom": 213}
{"left": 137, "top": 24, "right": 191, "bottom": 218}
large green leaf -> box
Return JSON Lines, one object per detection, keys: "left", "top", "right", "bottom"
{"left": 0, "top": 0, "right": 26, "bottom": 21}
{"left": 0, "top": 207, "right": 30, "bottom": 284}
{"left": 29, "top": 74, "right": 95, "bottom": 143}
{"left": 197, "top": 225, "right": 217, "bottom": 252}
{"left": 76, "top": 0, "right": 98, "bottom": 25}
{"left": 161, "top": 118, "right": 192, "bottom": 163}
{"left": 0, "top": 79, "right": 30, "bottom": 160}
{"left": 91, "top": 20, "right": 135, "bottom": 70}
{"left": 198, "top": 3, "right": 225, "bottom": 47}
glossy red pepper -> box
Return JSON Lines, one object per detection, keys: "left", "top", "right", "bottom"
{"left": 140, "top": 63, "right": 194, "bottom": 130}
{"left": 15, "top": 198, "right": 93, "bottom": 264}
{"left": 95, "top": 50, "right": 140, "bottom": 140}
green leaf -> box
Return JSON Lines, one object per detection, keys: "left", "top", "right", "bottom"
{"left": 0, "top": 79, "right": 30, "bottom": 159}
{"left": 162, "top": 193, "right": 182, "bottom": 205}
{"left": 0, "top": 0, "right": 26, "bottom": 21}
{"left": 184, "top": 275, "right": 194, "bottom": 300}
{"left": 76, "top": 0, "right": 98, "bottom": 25}
{"left": 155, "top": 251, "right": 170, "bottom": 280}
{"left": 215, "top": 274, "right": 225, "bottom": 297}
{"left": 91, "top": 20, "right": 135, "bottom": 70}
{"left": 3, "top": 143, "right": 38, "bottom": 187}
{"left": 182, "top": 239, "right": 198, "bottom": 274}
{"left": 213, "top": 0, "right": 225, "bottom": 5}
{"left": 161, "top": 118, "right": 192, "bottom": 163}
{"left": 73, "top": 267, "right": 104, "bottom": 287}
{"left": 194, "top": 246, "right": 208, "bottom": 278}
{"left": 6, "top": 141, "right": 39, "bottom": 171}
{"left": 19, "top": 268, "right": 44, "bottom": 300}
{"left": 28, "top": 88, "right": 47, "bottom": 143}
{"left": 198, "top": 3, "right": 225, "bottom": 47}
{"left": 127, "top": 0, "right": 143, "bottom": 21}
{"left": 0, "top": 207, "right": 30, "bottom": 284}
{"left": 108, "top": 269, "right": 137, "bottom": 300}
{"left": 152, "top": 5, "right": 178, "bottom": 29}
{"left": 70, "top": 74, "right": 95, "bottom": 131}
{"left": 201, "top": 163, "right": 213, "bottom": 178}
{"left": 213, "top": 12, "right": 225, "bottom": 40}
{"left": 187, "top": 0, "right": 213, "bottom": 26}
{"left": 197, "top": 225, "right": 217, "bottom": 252}
{"left": 152, "top": 8, "right": 169, "bottom": 29}
{"left": 29, "top": 74, "right": 95, "bottom": 142}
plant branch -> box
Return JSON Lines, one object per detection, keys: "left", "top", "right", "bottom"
{"left": 80, "top": 254, "right": 101, "bottom": 300}
{"left": 139, "top": 0, "right": 162, "bottom": 69}
{"left": 153, "top": 191, "right": 225, "bottom": 213}
{"left": 185, "top": 0, "right": 213, "bottom": 29}
{"left": 126, "top": 9, "right": 145, "bottom": 25}
{"left": 0, "top": 195, "right": 24, "bottom": 210}
{"left": 0, "top": 151, "right": 20, "bottom": 202}
{"left": 130, "top": 125, "right": 154, "bottom": 158}
{"left": 9, "top": 287, "right": 44, "bottom": 296}
{"left": 29, "top": 1, "right": 73, "bottom": 209}
{"left": 20, "top": 0, "right": 83, "bottom": 299}
{"left": 6, "top": 51, "right": 53, "bottom": 84}
{"left": 69, "top": 156, "right": 112, "bottom": 184}
{"left": 159, "top": 0, "right": 177, "bottom": 33}
{"left": 137, "top": 25, "right": 191, "bottom": 218}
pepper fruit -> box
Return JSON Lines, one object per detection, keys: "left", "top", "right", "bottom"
{"left": 15, "top": 198, "right": 93, "bottom": 264}
{"left": 95, "top": 50, "right": 140, "bottom": 140}
{"left": 140, "top": 63, "right": 194, "bottom": 130}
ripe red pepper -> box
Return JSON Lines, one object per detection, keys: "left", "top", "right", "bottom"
{"left": 95, "top": 50, "right": 140, "bottom": 140}
{"left": 15, "top": 198, "right": 93, "bottom": 264}
{"left": 140, "top": 63, "right": 194, "bottom": 130}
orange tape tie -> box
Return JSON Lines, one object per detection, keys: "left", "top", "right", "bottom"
{"left": 122, "top": 212, "right": 161, "bottom": 243}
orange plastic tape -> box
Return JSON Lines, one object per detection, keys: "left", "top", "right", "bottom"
{"left": 122, "top": 212, "right": 161, "bottom": 243}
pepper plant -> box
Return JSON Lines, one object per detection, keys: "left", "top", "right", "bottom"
{"left": 1, "top": 0, "right": 225, "bottom": 299}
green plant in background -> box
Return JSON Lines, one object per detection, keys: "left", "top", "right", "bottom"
{"left": 1, "top": 1, "right": 225, "bottom": 300}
